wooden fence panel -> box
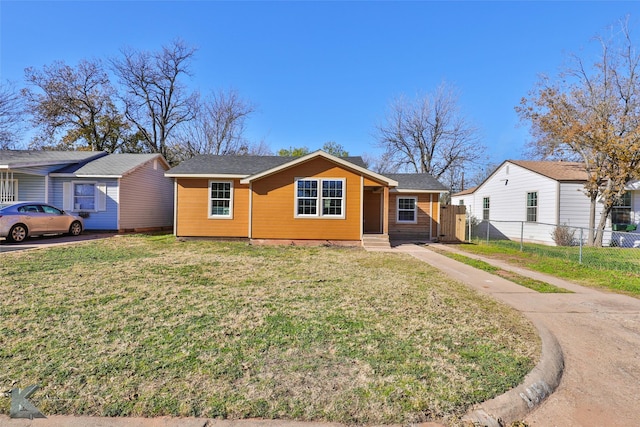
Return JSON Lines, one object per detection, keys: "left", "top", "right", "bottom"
{"left": 439, "top": 205, "right": 466, "bottom": 242}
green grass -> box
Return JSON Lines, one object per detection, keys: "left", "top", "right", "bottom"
{"left": 0, "top": 235, "right": 539, "bottom": 425}
{"left": 428, "top": 248, "right": 572, "bottom": 294}
{"left": 462, "top": 240, "right": 640, "bottom": 296}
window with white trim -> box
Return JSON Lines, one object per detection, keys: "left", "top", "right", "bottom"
{"left": 397, "top": 197, "right": 417, "bottom": 223}
{"left": 482, "top": 197, "right": 490, "bottom": 220}
{"left": 74, "top": 183, "right": 96, "bottom": 211}
{"left": 611, "top": 192, "right": 632, "bottom": 224}
{"left": 64, "top": 181, "right": 106, "bottom": 212}
{"left": 295, "top": 178, "right": 344, "bottom": 217}
{"left": 209, "top": 181, "right": 233, "bottom": 218}
{"left": 526, "top": 192, "right": 538, "bottom": 222}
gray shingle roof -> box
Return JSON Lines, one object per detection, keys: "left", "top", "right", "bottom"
{"left": 166, "top": 154, "right": 367, "bottom": 175}
{"left": 167, "top": 154, "right": 445, "bottom": 191}
{"left": 0, "top": 150, "right": 107, "bottom": 168}
{"left": 52, "top": 154, "right": 165, "bottom": 176}
{"left": 385, "top": 173, "right": 448, "bottom": 191}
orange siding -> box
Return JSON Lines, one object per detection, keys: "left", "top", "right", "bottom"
{"left": 388, "top": 193, "right": 439, "bottom": 240}
{"left": 251, "top": 157, "right": 362, "bottom": 240}
{"left": 175, "top": 178, "right": 249, "bottom": 237}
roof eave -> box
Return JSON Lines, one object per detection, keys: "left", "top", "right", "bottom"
{"left": 391, "top": 188, "right": 448, "bottom": 193}
{"left": 165, "top": 173, "right": 249, "bottom": 179}
{"left": 49, "top": 173, "right": 123, "bottom": 179}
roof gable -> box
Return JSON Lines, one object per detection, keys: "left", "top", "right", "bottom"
{"left": 239, "top": 151, "right": 397, "bottom": 186}
{"left": 454, "top": 160, "right": 589, "bottom": 197}
{"left": 165, "top": 151, "right": 394, "bottom": 184}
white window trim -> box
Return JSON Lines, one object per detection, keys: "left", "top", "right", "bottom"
{"left": 396, "top": 196, "right": 418, "bottom": 224}
{"left": 294, "top": 177, "right": 345, "bottom": 219}
{"left": 526, "top": 191, "right": 538, "bottom": 223}
{"left": 208, "top": 180, "right": 233, "bottom": 219}
{"left": 68, "top": 181, "right": 104, "bottom": 212}
{"left": 482, "top": 197, "right": 490, "bottom": 221}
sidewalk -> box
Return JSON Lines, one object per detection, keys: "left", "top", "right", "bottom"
{"left": 390, "top": 242, "right": 640, "bottom": 426}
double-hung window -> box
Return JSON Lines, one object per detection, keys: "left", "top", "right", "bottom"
{"left": 611, "top": 192, "right": 632, "bottom": 224}
{"left": 397, "top": 197, "right": 417, "bottom": 223}
{"left": 295, "top": 178, "right": 344, "bottom": 218}
{"left": 482, "top": 197, "right": 490, "bottom": 220}
{"left": 74, "top": 183, "right": 96, "bottom": 211}
{"left": 526, "top": 192, "right": 538, "bottom": 222}
{"left": 209, "top": 181, "right": 233, "bottom": 218}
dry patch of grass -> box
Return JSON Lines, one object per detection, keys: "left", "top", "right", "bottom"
{"left": 0, "top": 235, "right": 539, "bottom": 425}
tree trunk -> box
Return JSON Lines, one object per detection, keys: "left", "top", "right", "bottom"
{"left": 594, "top": 205, "right": 613, "bottom": 247}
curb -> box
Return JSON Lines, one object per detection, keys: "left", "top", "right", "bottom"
{"left": 462, "top": 319, "right": 564, "bottom": 426}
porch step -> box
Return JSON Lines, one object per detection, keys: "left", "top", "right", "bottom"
{"left": 362, "top": 234, "right": 391, "bottom": 249}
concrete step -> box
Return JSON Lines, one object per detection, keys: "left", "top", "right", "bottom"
{"left": 362, "top": 234, "right": 391, "bottom": 249}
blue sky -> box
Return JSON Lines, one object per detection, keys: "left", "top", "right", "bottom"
{"left": 1, "top": 1, "right": 638, "bottom": 164}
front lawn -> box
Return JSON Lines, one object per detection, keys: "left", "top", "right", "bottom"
{"left": 0, "top": 235, "right": 538, "bottom": 425}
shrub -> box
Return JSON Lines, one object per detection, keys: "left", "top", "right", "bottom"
{"left": 551, "top": 224, "right": 576, "bottom": 246}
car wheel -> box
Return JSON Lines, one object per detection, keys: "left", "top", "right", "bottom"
{"left": 8, "top": 224, "right": 28, "bottom": 243}
{"left": 69, "top": 221, "right": 83, "bottom": 236}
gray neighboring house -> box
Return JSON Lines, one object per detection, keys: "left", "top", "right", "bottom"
{"left": 1, "top": 150, "right": 174, "bottom": 232}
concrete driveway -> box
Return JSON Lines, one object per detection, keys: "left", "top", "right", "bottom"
{"left": 0, "top": 233, "right": 116, "bottom": 253}
{"left": 393, "top": 243, "right": 640, "bottom": 426}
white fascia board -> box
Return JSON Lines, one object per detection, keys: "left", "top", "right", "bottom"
{"left": 164, "top": 173, "right": 248, "bottom": 179}
{"left": 391, "top": 189, "right": 448, "bottom": 194}
{"left": 239, "top": 150, "right": 398, "bottom": 186}
{"left": 50, "top": 173, "right": 123, "bottom": 179}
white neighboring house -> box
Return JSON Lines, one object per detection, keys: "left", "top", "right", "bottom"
{"left": 451, "top": 160, "right": 640, "bottom": 246}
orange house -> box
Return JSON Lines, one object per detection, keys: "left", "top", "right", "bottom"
{"left": 165, "top": 151, "right": 447, "bottom": 246}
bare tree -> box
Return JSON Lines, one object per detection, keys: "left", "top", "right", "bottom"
{"left": 517, "top": 18, "right": 640, "bottom": 246}
{"left": 321, "top": 141, "right": 349, "bottom": 157}
{"left": 112, "top": 39, "right": 198, "bottom": 162}
{"left": 174, "top": 88, "right": 256, "bottom": 160}
{"left": 375, "top": 82, "right": 486, "bottom": 189}
{"left": 0, "top": 81, "right": 24, "bottom": 149}
{"left": 22, "top": 59, "right": 128, "bottom": 152}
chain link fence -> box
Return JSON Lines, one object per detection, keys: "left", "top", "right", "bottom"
{"left": 466, "top": 219, "right": 640, "bottom": 272}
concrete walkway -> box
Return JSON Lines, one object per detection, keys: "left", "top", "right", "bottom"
{"left": 390, "top": 243, "right": 640, "bottom": 426}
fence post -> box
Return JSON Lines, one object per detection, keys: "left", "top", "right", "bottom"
{"left": 520, "top": 221, "right": 524, "bottom": 251}
{"left": 579, "top": 228, "right": 583, "bottom": 264}
{"left": 486, "top": 220, "right": 490, "bottom": 244}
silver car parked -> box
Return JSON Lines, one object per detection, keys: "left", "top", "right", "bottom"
{"left": 0, "top": 202, "right": 84, "bottom": 243}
